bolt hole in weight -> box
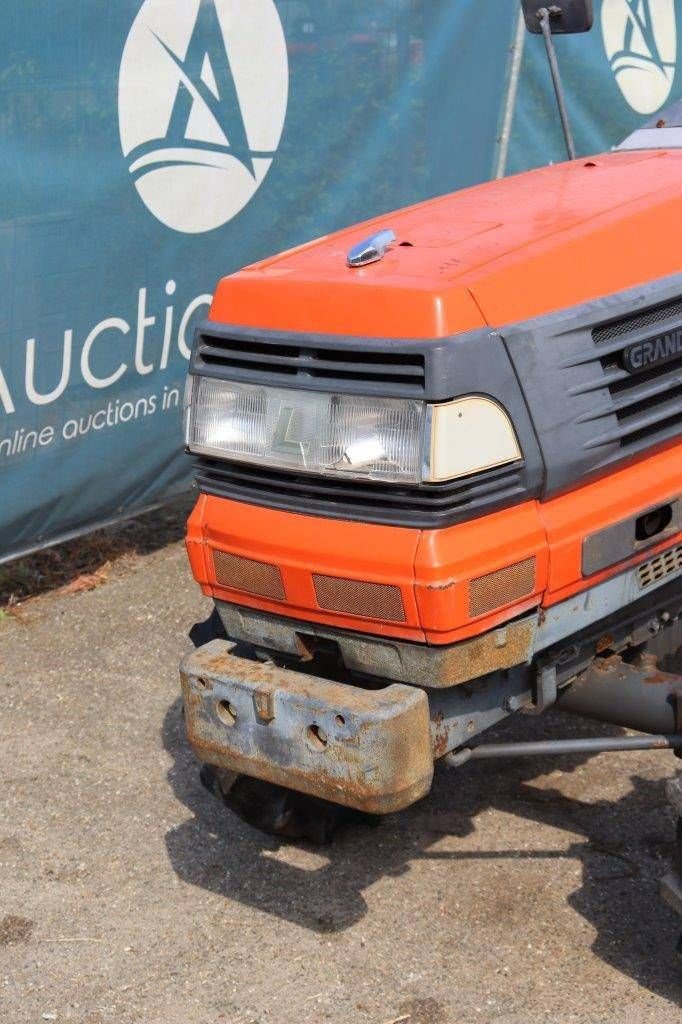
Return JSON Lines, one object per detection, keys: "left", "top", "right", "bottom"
{"left": 334, "top": 714, "right": 346, "bottom": 727}
{"left": 216, "top": 700, "right": 237, "bottom": 727}
{"left": 307, "top": 724, "right": 328, "bottom": 751}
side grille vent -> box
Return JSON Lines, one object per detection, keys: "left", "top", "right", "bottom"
{"left": 313, "top": 574, "right": 405, "bottom": 622}
{"left": 637, "top": 545, "right": 682, "bottom": 590}
{"left": 592, "top": 296, "right": 682, "bottom": 345}
{"left": 195, "top": 329, "right": 426, "bottom": 395}
{"left": 213, "top": 550, "right": 285, "bottom": 601}
{"left": 590, "top": 298, "right": 682, "bottom": 452}
{"left": 469, "top": 557, "right": 536, "bottom": 618}
{"left": 564, "top": 294, "right": 682, "bottom": 462}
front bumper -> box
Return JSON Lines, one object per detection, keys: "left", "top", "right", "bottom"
{"left": 181, "top": 573, "right": 682, "bottom": 814}
{"left": 180, "top": 639, "right": 434, "bottom": 814}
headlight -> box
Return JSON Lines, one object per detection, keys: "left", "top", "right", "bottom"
{"left": 185, "top": 377, "right": 520, "bottom": 484}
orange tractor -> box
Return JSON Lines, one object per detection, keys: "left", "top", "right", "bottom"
{"left": 179, "top": 1, "right": 682, "bottom": 917}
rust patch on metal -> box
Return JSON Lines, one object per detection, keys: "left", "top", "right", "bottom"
{"left": 642, "top": 671, "right": 669, "bottom": 684}
{"left": 424, "top": 579, "right": 458, "bottom": 592}
{"left": 180, "top": 639, "right": 434, "bottom": 814}
{"left": 431, "top": 617, "right": 536, "bottom": 687}
{"left": 253, "top": 685, "right": 275, "bottom": 722}
{"left": 430, "top": 709, "right": 449, "bottom": 758}
{"left": 216, "top": 600, "right": 538, "bottom": 689}
{"left": 595, "top": 633, "right": 615, "bottom": 654}
{"left": 593, "top": 654, "right": 621, "bottom": 674}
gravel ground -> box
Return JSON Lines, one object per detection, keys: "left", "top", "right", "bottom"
{"left": 1, "top": 529, "right": 681, "bottom": 1024}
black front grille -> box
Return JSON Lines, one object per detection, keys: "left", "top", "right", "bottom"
{"left": 195, "top": 328, "right": 426, "bottom": 396}
{"left": 592, "top": 298, "right": 682, "bottom": 451}
{"left": 566, "top": 295, "right": 682, "bottom": 460}
{"left": 194, "top": 457, "right": 527, "bottom": 528}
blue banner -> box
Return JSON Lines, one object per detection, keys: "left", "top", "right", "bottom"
{"left": 507, "top": 0, "right": 680, "bottom": 174}
{"left": 1, "top": 1, "right": 680, "bottom": 559}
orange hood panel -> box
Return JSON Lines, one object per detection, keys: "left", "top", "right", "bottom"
{"left": 210, "top": 150, "right": 682, "bottom": 338}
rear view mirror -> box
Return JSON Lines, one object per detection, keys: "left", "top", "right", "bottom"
{"left": 521, "top": 1, "right": 594, "bottom": 34}
{"left": 520, "top": 2, "right": 594, "bottom": 160}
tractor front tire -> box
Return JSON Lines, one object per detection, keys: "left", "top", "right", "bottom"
{"left": 199, "top": 764, "right": 364, "bottom": 844}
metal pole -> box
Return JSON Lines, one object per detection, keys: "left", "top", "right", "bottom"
{"left": 445, "top": 734, "right": 682, "bottom": 767}
{"left": 495, "top": 7, "right": 526, "bottom": 179}
{"left": 537, "top": 6, "right": 576, "bottom": 160}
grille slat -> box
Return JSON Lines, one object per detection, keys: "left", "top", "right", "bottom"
{"left": 584, "top": 402, "right": 682, "bottom": 449}
{"left": 199, "top": 344, "right": 305, "bottom": 371}
{"left": 195, "top": 330, "right": 426, "bottom": 392}
{"left": 199, "top": 462, "right": 519, "bottom": 510}
{"left": 569, "top": 366, "right": 631, "bottom": 396}
{"left": 195, "top": 457, "right": 527, "bottom": 528}
{"left": 578, "top": 373, "right": 682, "bottom": 424}
{"left": 609, "top": 371, "right": 682, "bottom": 412}
{"left": 199, "top": 344, "right": 426, "bottom": 380}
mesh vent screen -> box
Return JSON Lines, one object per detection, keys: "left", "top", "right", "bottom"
{"left": 637, "top": 545, "right": 682, "bottom": 589}
{"left": 213, "top": 550, "right": 285, "bottom": 601}
{"left": 313, "top": 574, "right": 405, "bottom": 622}
{"left": 469, "top": 557, "right": 536, "bottom": 618}
{"left": 592, "top": 297, "right": 682, "bottom": 344}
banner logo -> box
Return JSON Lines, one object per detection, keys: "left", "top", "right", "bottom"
{"left": 118, "top": 0, "right": 289, "bottom": 233}
{"left": 601, "top": 0, "right": 676, "bottom": 115}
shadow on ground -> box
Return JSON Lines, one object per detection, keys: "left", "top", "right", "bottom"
{"left": 163, "top": 698, "right": 681, "bottom": 1003}
{"left": 0, "top": 497, "right": 193, "bottom": 609}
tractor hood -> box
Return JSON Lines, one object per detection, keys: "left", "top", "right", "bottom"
{"left": 210, "top": 149, "right": 682, "bottom": 339}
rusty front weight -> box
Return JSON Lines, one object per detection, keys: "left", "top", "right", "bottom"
{"left": 180, "top": 640, "right": 434, "bottom": 814}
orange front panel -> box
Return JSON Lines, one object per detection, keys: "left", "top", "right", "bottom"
{"left": 196, "top": 495, "right": 425, "bottom": 641}
{"left": 539, "top": 442, "right": 682, "bottom": 605}
{"left": 414, "top": 502, "right": 548, "bottom": 644}
{"left": 186, "top": 497, "right": 209, "bottom": 585}
{"left": 187, "top": 148, "right": 682, "bottom": 651}
{"left": 187, "top": 446, "right": 682, "bottom": 647}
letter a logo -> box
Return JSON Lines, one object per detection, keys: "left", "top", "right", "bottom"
{"left": 118, "top": 0, "right": 289, "bottom": 233}
{"left": 602, "top": 0, "right": 677, "bottom": 115}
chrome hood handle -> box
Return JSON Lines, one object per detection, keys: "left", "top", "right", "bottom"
{"left": 346, "top": 228, "right": 396, "bottom": 268}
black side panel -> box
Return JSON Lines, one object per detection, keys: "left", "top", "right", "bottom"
{"left": 501, "top": 272, "right": 682, "bottom": 496}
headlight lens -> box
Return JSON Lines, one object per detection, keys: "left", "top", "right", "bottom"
{"left": 185, "top": 377, "right": 425, "bottom": 483}
{"left": 185, "top": 377, "right": 521, "bottom": 484}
